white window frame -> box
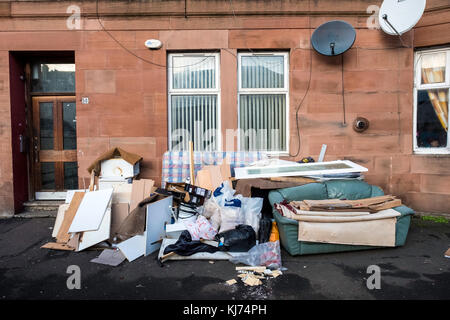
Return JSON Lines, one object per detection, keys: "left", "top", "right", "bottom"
{"left": 413, "top": 47, "right": 450, "bottom": 155}
{"left": 167, "top": 52, "right": 221, "bottom": 151}
{"left": 237, "top": 51, "right": 290, "bottom": 155}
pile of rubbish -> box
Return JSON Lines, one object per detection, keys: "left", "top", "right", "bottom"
{"left": 42, "top": 147, "right": 283, "bottom": 273}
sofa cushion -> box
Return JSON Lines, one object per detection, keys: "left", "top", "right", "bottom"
{"left": 324, "top": 180, "right": 376, "bottom": 200}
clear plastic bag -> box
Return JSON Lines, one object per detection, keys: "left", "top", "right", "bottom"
{"left": 242, "top": 197, "right": 263, "bottom": 235}
{"left": 185, "top": 215, "right": 218, "bottom": 241}
{"left": 229, "top": 240, "right": 282, "bottom": 269}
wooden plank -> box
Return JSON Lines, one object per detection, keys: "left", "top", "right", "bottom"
{"left": 189, "top": 141, "right": 195, "bottom": 184}
{"left": 56, "top": 192, "right": 84, "bottom": 243}
{"left": 269, "top": 176, "right": 317, "bottom": 183}
{"left": 41, "top": 242, "right": 75, "bottom": 251}
{"left": 39, "top": 150, "right": 77, "bottom": 162}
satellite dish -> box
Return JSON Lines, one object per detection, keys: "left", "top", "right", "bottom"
{"left": 379, "top": 0, "right": 426, "bottom": 36}
{"left": 311, "top": 20, "right": 356, "bottom": 56}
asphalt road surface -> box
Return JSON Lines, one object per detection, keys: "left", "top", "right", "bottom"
{"left": 0, "top": 216, "right": 449, "bottom": 300}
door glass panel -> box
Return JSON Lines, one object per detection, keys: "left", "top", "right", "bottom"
{"left": 63, "top": 102, "right": 77, "bottom": 150}
{"left": 64, "top": 162, "right": 78, "bottom": 190}
{"left": 41, "top": 162, "right": 55, "bottom": 190}
{"left": 39, "top": 102, "right": 54, "bottom": 150}
{"left": 31, "top": 63, "right": 75, "bottom": 93}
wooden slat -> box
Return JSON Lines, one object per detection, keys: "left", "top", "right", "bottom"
{"left": 39, "top": 150, "right": 77, "bottom": 162}
{"left": 56, "top": 192, "right": 85, "bottom": 243}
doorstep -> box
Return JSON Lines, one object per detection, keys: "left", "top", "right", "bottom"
{"left": 17, "top": 200, "right": 65, "bottom": 218}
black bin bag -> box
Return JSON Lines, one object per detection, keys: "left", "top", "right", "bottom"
{"left": 163, "top": 230, "right": 220, "bottom": 256}
{"left": 215, "top": 224, "right": 256, "bottom": 252}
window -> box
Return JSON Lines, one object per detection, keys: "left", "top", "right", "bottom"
{"left": 31, "top": 63, "right": 75, "bottom": 93}
{"left": 168, "top": 53, "right": 220, "bottom": 151}
{"left": 414, "top": 48, "right": 450, "bottom": 154}
{"left": 238, "top": 52, "right": 289, "bottom": 153}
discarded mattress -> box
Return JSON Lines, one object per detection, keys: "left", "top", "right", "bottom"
{"left": 268, "top": 180, "right": 415, "bottom": 255}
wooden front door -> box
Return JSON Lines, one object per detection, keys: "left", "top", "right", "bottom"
{"left": 32, "top": 96, "right": 78, "bottom": 196}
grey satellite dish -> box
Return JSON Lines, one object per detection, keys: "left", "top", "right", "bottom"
{"left": 311, "top": 20, "right": 356, "bottom": 56}
{"left": 379, "top": 0, "right": 426, "bottom": 36}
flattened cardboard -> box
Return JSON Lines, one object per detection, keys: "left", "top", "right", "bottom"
{"left": 130, "top": 179, "right": 154, "bottom": 212}
{"left": 196, "top": 169, "right": 213, "bottom": 191}
{"left": 56, "top": 192, "right": 85, "bottom": 243}
{"left": 90, "top": 249, "right": 126, "bottom": 266}
{"left": 67, "top": 233, "right": 81, "bottom": 250}
{"left": 298, "top": 217, "right": 398, "bottom": 247}
{"left": 204, "top": 165, "right": 223, "bottom": 191}
{"left": 111, "top": 203, "right": 129, "bottom": 235}
{"left": 68, "top": 188, "right": 113, "bottom": 233}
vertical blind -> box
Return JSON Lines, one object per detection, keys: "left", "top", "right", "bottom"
{"left": 169, "top": 54, "right": 219, "bottom": 151}
{"left": 170, "top": 95, "right": 218, "bottom": 151}
{"left": 172, "top": 56, "right": 216, "bottom": 89}
{"left": 239, "top": 94, "right": 286, "bottom": 151}
{"left": 241, "top": 56, "right": 284, "bottom": 89}
{"left": 239, "top": 54, "right": 287, "bottom": 152}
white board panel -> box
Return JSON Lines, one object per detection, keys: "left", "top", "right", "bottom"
{"left": 145, "top": 196, "right": 173, "bottom": 256}
{"left": 77, "top": 207, "right": 111, "bottom": 251}
{"left": 117, "top": 234, "right": 146, "bottom": 262}
{"left": 68, "top": 188, "right": 113, "bottom": 233}
{"left": 234, "top": 160, "right": 368, "bottom": 179}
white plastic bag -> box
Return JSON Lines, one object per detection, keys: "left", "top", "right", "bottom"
{"left": 242, "top": 197, "right": 263, "bottom": 235}
{"left": 212, "top": 181, "right": 235, "bottom": 207}
{"left": 218, "top": 198, "right": 245, "bottom": 233}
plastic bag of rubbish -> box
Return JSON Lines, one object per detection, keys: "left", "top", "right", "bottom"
{"left": 218, "top": 198, "right": 245, "bottom": 233}
{"left": 184, "top": 215, "right": 218, "bottom": 241}
{"left": 258, "top": 216, "right": 272, "bottom": 243}
{"left": 212, "top": 181, "right": 235, "bottom": 207}
{"left": 163, "top": 230, "right": 220, "bottom": 256}
{"left": 241, "top": 197, "right": 263, "bottom": 235}
{"left": 229, "top": 240, "right": 282, "bottom": 269}
{"left": 215, "top": 224, "right": 256, "bottom": 252}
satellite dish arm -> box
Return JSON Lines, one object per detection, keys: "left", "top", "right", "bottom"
{"left": 381, "top": 14, "right": 410, "bottom": 48}
{"left": 381, "top": 14, "right": 401, "bottom": 36}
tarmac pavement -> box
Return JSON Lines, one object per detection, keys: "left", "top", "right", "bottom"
{"left": 0, "top": 215, "right": 449, "bottom": 300}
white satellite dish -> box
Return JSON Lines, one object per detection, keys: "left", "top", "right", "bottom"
{"left": 379, "top": 0, "right": 426, "bottom": 36}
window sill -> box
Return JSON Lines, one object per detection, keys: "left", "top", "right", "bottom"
{"left": 413, "top": 149, "right": 450, "bottom": 156}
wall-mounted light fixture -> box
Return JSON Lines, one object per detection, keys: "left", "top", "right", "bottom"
{"left": 144, "top": 39, "right": 163, "bottom": 50}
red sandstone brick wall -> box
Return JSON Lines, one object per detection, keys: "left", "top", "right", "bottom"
{"left": 0, "top": 0, "right": 449, "bottom": 214}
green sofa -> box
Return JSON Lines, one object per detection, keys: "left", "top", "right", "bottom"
{"left": 268, "top": 180, "right": 414, "bottom": 256}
